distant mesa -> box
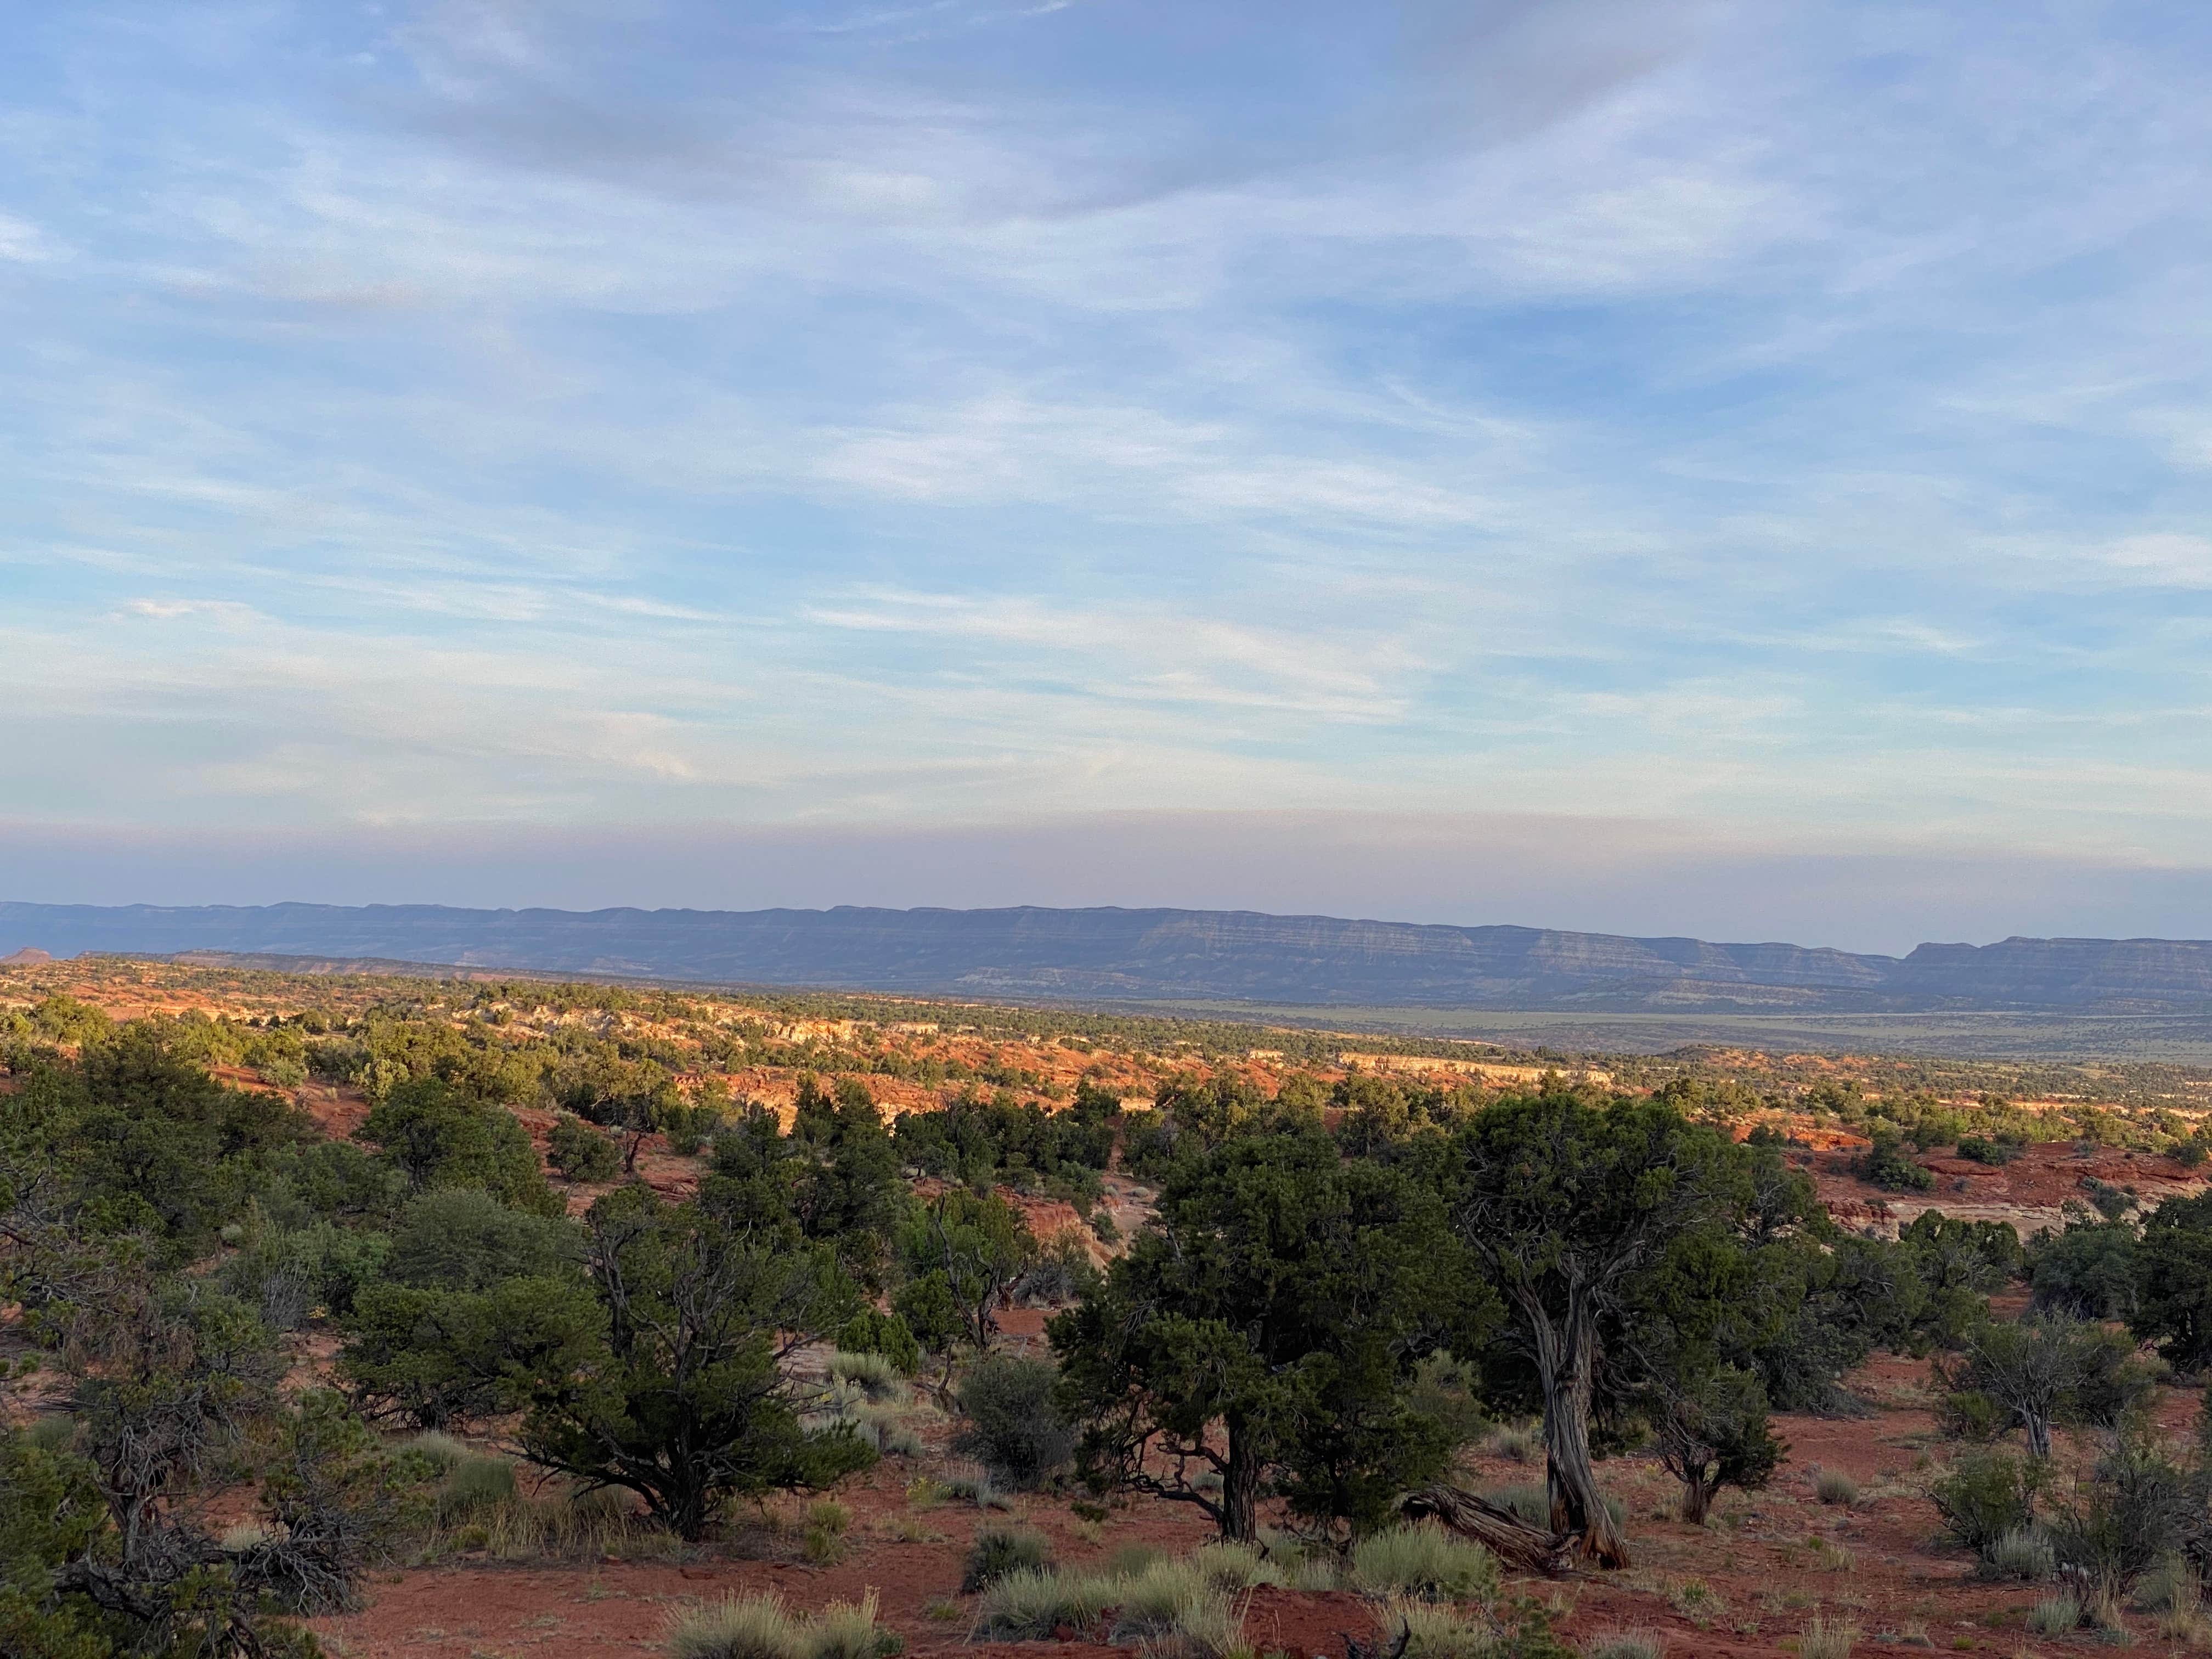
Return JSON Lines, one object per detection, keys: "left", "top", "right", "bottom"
{"left": 0, "top": 946, "right": 54, "bottom": 965}
{"left": 4, "top": 901, "right": 2212, "bottom": 1014}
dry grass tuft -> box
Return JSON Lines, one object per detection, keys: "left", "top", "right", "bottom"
{"left": 1484, "top": 1423, "right": 1542, "bottom": 1463}
{"left": 1813, "top": 1469, "right": 1859, "bottom": 1508}
{"left": 666, "top": 1589, "right": 900, "bottom": 1659}
{"left": 424, "top": 1485, "right": 673, "bottom": 1564}
{"left": 668, "top": 1593, "right": 804, "bottom": 1659}
{"left": 968, "top": 1568, "right": 1118, "bottom": 1641}
{"left": 1347, "top": 1524, "right": 1498, "bottom": 1604}
{"left": 1389, "top": 1599, "right": 1494, "bottom": 1659}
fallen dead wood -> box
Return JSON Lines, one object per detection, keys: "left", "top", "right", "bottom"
{"left": 1400, "top": 1483, "right": 1577, "bottom": 1576}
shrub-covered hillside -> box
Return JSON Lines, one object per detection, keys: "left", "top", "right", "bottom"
{"left": 9, "top": 957, "right": 2212, "bottom": 1655}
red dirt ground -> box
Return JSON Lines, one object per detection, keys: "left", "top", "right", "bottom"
{"left": 1807, "top": 1138, "right": 2205, "bottom": 1238}
{"left": 307, "top": 1348, "right": 2207, "bottom": 1658}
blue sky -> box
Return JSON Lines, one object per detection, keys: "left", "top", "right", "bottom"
{"left": 3, "top": 1, "right": 2210, "bottom": 951}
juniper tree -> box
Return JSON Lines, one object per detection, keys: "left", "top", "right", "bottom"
{"left": 2134, "top": 1190, "right": 2212, "bottom": 1372}
{"left": 1052, "top": 1128, "right": 1492, "bottom": 1541}
{"left": 1444, "top": 1088, "right": 1754, "bottom": 1568}
{"left": 517, "top": 1185, "right": 872, "bottom": 1539}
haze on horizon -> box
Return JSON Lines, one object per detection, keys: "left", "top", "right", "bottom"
{"left": 3, "top": 2, "right": 2210, "bottom": 958}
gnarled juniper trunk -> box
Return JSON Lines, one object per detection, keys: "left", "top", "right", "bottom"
{"left": 1218, "top": 1416, "right": 1263, "bottom": 1543}
{"left": 1530, "top": 1293, "right": 1630, "bottom": 1568}
{"left": 1677, "top": 1470, "right": 1719, "bottom": 1526}
{"left": 1402, "top": 1485, "right": 1574, "bottom": 1576}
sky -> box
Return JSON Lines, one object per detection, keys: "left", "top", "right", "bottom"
{"left": 3, "top": 1, "right": 2210, "bottom": 953}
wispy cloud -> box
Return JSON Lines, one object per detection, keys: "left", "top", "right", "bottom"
{"left": 807, "top": 587, "right": 1423, "bottom": 721}
{"left": 2, "top": 1, "right": 2210, "bottom": 923}
{"left": 2092, "top": 534, "right": 2212, "bottom": 589}
{"left": 0, "top": 211, "right": 66, "bottom": 263}
{"left": 120, "top": 598, "right": 266, "bottom": 624}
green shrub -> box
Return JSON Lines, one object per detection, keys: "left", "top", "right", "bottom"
{"left": 2132, "top": 1189, "right": 2212, "bottom": 1370}
{"left": 1955, "top": 1136, "right": 2019, "bottom": 1166}
{"left": 221, "top": 1218, "right": 392, "bottom": 1328}
{"left": 1403, "top": 1353, "right": 1490, "bottom": 1454}
{"left": 548, "top": 1114, "right": 620, "bottom": 1183}
{"left": 2028, "top": 1218, "right": 2138, "bottom": 1319}
{"left": 962, "top": 1521, "right": 1052, "bottom": 1591}
{"left": 1936, "top": 1387, "right": 2006, "bottom": 1442}
{"left": 259, "top": 1055, "right": 308, "bottom": 1088}
{"left": 387, "top": 1185, "right": 580, "bottom": 1291}
{"left": 836, "top": 1308, "right": 921, "bottom": 1376}
{"left": 2025, "top": 1594, "right": 2081, "bottom": 1635}
{"left": 665, "top": 1103, "right": 723, "bottom": 1159}
{"left": 1012, "top": 1233, "right": 1102, "bottom": 1308}
{"left": 342, "top": 1271, "right": 603, "bottom": 1431}
{"left": 1484, "top": 1598, "right": 1578, "bottom": 1658}
{"left": 1855, "top": 1127, "right": 1935, "bottom": 1192}
{"left": 944, "top": 1465, "right": 1013, "bottom": 1509}
{"left": 2083, "top": 1178, "right": 2136, "bottom": 1223}
{"left": 1579, "top": 1632, "right": 1667, "bottom": 1659}
{"left": 456, "top": 1183, "right": 869, "bottom": 1538}
{"left": 953, "top": 1355, "right": 1074, "bottom": 1491}
{"left": 363, "top": 1077, "right": 563, "bottom": 1215}
{"left": 1941, "top": 1314, "right": 2157, "bottom": 1457}
{"left": 1929, "top": 1450, "right": 2042, "bottom": 1551}
{"left": 2045, "top": 1438, "right": 2193, "bottom": 1594}
{"left": 1348, "top": 1522, "right": 1499, "bottom": 1603}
